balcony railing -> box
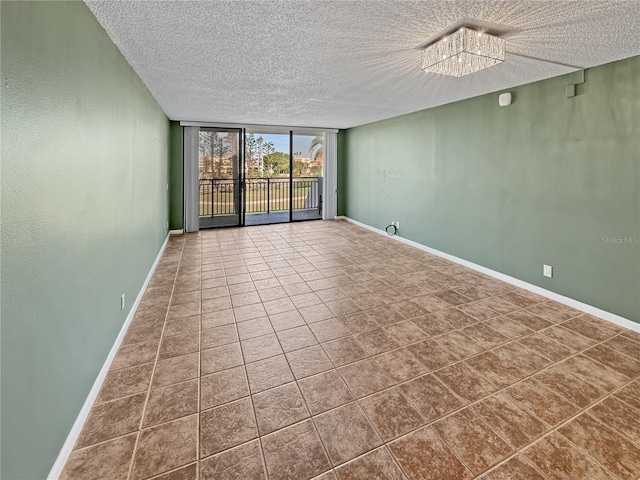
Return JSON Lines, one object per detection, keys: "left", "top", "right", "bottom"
{"left": 199, "top": 177, "right": 322, "bottom": 217}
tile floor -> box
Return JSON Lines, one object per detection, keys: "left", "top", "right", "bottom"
{"left": 61, "top": 220, "right": 640, "bottom": 480}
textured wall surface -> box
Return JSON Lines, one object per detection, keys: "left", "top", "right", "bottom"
{"left": 0, "top": 2, "right": 170, "bottom": 478}
{"left": 340, "top": 56, "right": 640, "bottom": 323}
{"left": 337, "top": 130, "right": 348, "bottom": 216}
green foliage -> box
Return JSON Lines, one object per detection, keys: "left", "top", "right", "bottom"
{"left": 263, "top": 151, "right": 289, "bottom": 176}
{"left": 309, "top": 134, "right": 323, "bottom": 162}
{"left": 246, "top": 133, "right": 257, "bottom": 165}
{"left": 293, "top": 160, "right": 306, "bottom": 176}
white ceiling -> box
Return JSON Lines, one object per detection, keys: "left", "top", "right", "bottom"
{"left": 85, "top": 1, "right": 640, "bottom": 129}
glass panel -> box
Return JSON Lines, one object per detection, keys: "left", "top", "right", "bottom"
{"left": 198, "top": 128, "right": 241, "bottom": 228}
{"left": 292, "top": 132, "right": 323, "bottom": 221}
{"left": 244, "top": 130, "right": 291, "bottom": 226}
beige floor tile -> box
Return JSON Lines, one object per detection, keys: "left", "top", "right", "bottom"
{"left": 236, "top": 317, "right": 274, "bottom": 340}
{"left": 200, "top": 365, "right": 249, "bottom": 410}
{"left": 143, "top": 379, "right": 198, "bottom": 427}
{"left": 308, "top": 318, "right": 351, "bottom": 343}
{"left": 253, "top": 382, "right": 309, "bottom": 435}
{"left": 479, "top": 455, "right": 546, "bottom": 480}
{"left": 246, "top": 354, "right": 294, "bottom": 393}
{"left": 201, "top": 324, "right": 238, "bottom": 350}
{"left": 61, "top": 433, "right": 137, "bottom": 480}
{"left": 152, "top": 353, "right": 199, "bottom": 388}
{"left": 356, "top": 328, "right": 400, "bottom": 355}
{"left": 276, "top": 325, "right": 318, "bottom": 352}
{"left": 389, "top": 426, "right": 473, "bottom": 480}
{"left": 241, "top": 333, "right": 284, "bottom": 363}
{"left": 298, "top": 369, "right": 354, "bottom": 415}
{"left": 201, "top": 309, "right": 235, "bottom": 328}
{"left": 587, "top": 342, "right": 640, "bottom": 378}
{"left": 558, "top": 413, "right": 640, "bottom": 479}
{"left": 359, "top": 388, "right": 424, "bottom": 441}
{"left": 299, "top": 303, "right": 335, "bottom": 323}
{"left": 314, "top": 402, "right": 382, "bottom": 465}
{"left": 131, "top": 415, "right": 198, "bottom": 480}
{"left": 200, "top": 440, "right": 266, "bottom": 480}
{"left": 588, "top": 396, "right": 640, "bottom": 444}
{"left": 375, "top": 348, "right": 427, "bottom": 383}
{"left": 148, "top": 463, "right": 197, "bottom": 480}
{"left": 434, "top": 408, "right": 512, "bottom": 475}
{"left": 62, "top": 221, "right": 640, "bottom": 480}
{"left": 286, "top": 345, "right": 334, "bottom": 379}
{"left": 200, "top": 343, "right": 243, "bottom": 375}
{"left": 335, "top": 447, "right": 406, "bottom": 480}
{"left": 466, "top": 352, "right": 526, "bottom": 389}
{"left": 472, "top": 392, "right": 547, "bottom": 449}
{"left": 111, "top": 341, "right": 159, "bottom": 370}
{"left": 97, "top": 363, "right": 154, "bottom": 403}
{"left": 524, "top": 432, "right": 616, "bottom": 480}
{"left": 76, "top": 393, "right": 146, "bottom": 448}
{"left": 435, "top": 362, "right": 498, "bottom": 404}
{"left": 505, "top": 377, "right": 579, "bottom": 427}
{"left": 614, "top": 378, "right": 640, "bottom": 410}
{"left": 406, "top": 339, "right": 457, "bottom": 371}
{"left": 159, "top": 332, "right": 199, "bottom": 359}
{"left": 200, "top": 397, "right": 258, "bottom": 457}
{"left": 534, "top": 364, "right": 605, "bottom": 408}
{"left": 262, "top": 420, "right": 331, "bottom": 480}
{"left": 338, "top": 359, "right": 393, "bottom": 398}
{"left": 322, "top": 336, "right": 368, "bottom": 366}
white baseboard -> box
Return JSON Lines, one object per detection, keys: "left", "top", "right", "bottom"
{"left": 47, "top": 233, "right": 171, "bottom": 479}
{"left": 341, "top": 216, "right": 639, "bottom": 334}
{"left": 169, "top": 229, "right": 184, "bottom": 235}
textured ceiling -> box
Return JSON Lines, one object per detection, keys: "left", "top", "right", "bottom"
{"left": 85, "top": 1, "right": 640, "bottom": 129}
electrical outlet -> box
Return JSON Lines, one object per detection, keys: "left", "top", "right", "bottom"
{"left": 121, "top": 294, "right": 126, "bottom": 311}
{"left": 396, "top": 221, "right": 400, "bottom": 229}
{"left": 543, "top": 264, "right": 553, "bottom": 278}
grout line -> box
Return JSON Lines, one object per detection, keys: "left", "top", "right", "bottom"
{"left": 275, "top": 331, "right": 334, "bottom": 476}
{"left": 126, "top": 236, "right": 186, "bottom": 480}
{"left": 225, "top": 238, "right": 272, "bottom": 480}
{"left": 194, "top": 233, "right": 203, "bottom": 480}
{"left": 121, "top": 223, "right": 640, "bottom": 480}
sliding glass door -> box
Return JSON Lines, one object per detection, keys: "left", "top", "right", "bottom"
{"left": 244, "top": 129, "right": 291, "bottom": 226}
{"left": 198, "top": 128, "right": 243, "bottom": 228}
{"left": 185, "top": 124, "right": 335, "bottom": 231}
{"left": 292, "top": 132, "right": 323, "bottom": 221}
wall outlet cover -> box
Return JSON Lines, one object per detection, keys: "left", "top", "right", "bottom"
{"left": 543, "top": 265, "right": 553, "bottom": 278}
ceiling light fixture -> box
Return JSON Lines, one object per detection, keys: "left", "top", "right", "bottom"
{"left": 422, "top": 27, "right": 505, "bottom": 77}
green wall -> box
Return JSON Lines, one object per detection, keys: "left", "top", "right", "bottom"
{"left": 169, "top": 121, "right": 184, "bottom": 230}
{"left": 340, "top": 56, "right": 640, "bottom": 324}
{"left": 337, "top": 130, "right": 347, "bottom": 216}
{"left": 1, "top": 2, "right": 171, "bottom": 479}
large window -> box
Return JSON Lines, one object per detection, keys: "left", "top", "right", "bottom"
{"left": 184, "top": 124, "right": 336, "bottom": 231}
{"left": 244, "top": 129, "right": 291, "bottom": 226}
{"left": 198, "top": 128, "right": 241, "bottom": 228}
{"left": 292, "top": 132, "right": 323, "bottom": 222}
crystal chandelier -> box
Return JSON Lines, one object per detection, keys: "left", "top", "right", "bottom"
{"left": 422, "top": 27, "right": 505, "bottom": 77}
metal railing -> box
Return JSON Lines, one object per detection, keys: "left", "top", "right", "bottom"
{"left": 199, "top": 179, "right": 237, "bottom": 216}
{"left": 199, "top": 177, "right": 321, "bottom": 217}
